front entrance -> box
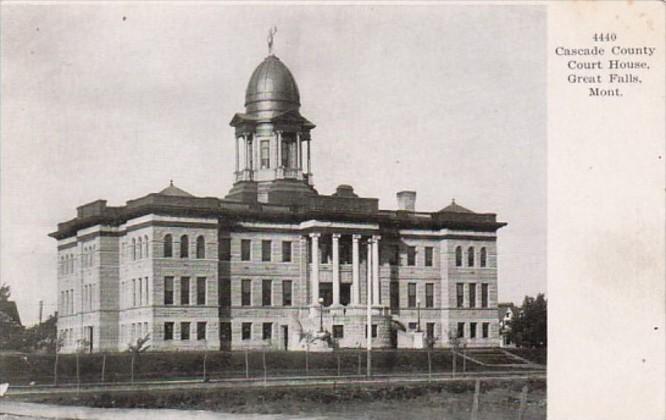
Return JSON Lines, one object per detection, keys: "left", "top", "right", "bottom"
{"left": 281, "top": 325, "right": 289, "bottom": 350}
{"left": 220, "top": 322, "right": 232, "bottom": 351}
{"left": 85, "top": 326, "right": 93, "bottom": 352}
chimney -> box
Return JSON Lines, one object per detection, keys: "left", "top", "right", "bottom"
{"left": 396, "top": 191, "right": 416, "bottom": 211}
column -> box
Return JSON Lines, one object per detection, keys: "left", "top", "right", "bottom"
{"left": 296, "top": 132, "right": 302, "bottom": 171}
{"left": 352, "top": 234, "right": 361, "bottom": 305}
{"left": 332, "top": 234, "right": 340, "bottom": 306}
{"left": 276, "top": 131, "right": 281, "bottom": 169}
{"left": 372, "top": 235, "right": 381, "bottom": 305}
{"left": 307, "top": 140, "right": 311, "bottom": 174}
{"left": 310, "top": 233, "right": 320, "bottom": 305}
{"left": 245, "top": 135, "right": 251, "bottom": 170}
{"left": 366, "top": 239, "right": 372, "bottom": 305}
{"left": 235, "top": 136, "right": 239, "bottom": 173}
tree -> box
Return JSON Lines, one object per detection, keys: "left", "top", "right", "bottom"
{"left": 0, "top": 283, "right": 25, "bottom": 351}
{"left": 23, "top": 314, "right": 58, "bottom": 353}
{"left": 510, "top": 293, "right": 547, "bottom": 348}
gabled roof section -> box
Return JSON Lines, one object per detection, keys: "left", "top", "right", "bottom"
{"left": 439, "top": 199, "right": 474, "bottom": 214}
{"left": 158, "top": 182, "right": 194, "bottom": 198}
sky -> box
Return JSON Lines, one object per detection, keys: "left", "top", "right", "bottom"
{"left": 1, "top": 3, "right": 546, "bottom": 326}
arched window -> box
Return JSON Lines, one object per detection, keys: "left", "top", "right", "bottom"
{"left": 455, "top": 246, "right": 462, "bottom": 267}
{"left": 180, "top": 235, "right": 189, "bottom": 258}
{"left": 132, "top": 238, "right": 136, "bottom": 261}
{"left": 163, "top": 234, "right": 173, "bottom": 258}
{"left": 137, "top": 237, "right": 143, "bottom": 259}
{"left": 196, "top": 235, "right": 205, "bottom": 259}
{"left": 144, "top": 235, "right": 149, "bottom": 258}
{"left": 480, "top": 247, "right": 487, "bottom": 267}
{"left": 467, "top": 246, "right": 475, "bottom": 267}
{"left": 60, "top": 256, "right": 64, "bottom": 275}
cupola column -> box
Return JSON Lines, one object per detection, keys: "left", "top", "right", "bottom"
{"left": 275, "top": 131, "right": 282, "bottom": 169}
{"left": 307, "top": 141, "right": 311, "bottom": 174}
{"left": 296, "top": 132, "right": 302, "bottom": 172}
{"left": 235, "top": 136, "right": 240, "bottom": 173}
{"left": 366, "top": 239, "right": 372, "bottom": 305}
{"left": 372, "top": 235, "right": 381, "bottom": 306}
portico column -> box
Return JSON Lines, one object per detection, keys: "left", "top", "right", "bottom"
{"left": 276, "top": 131, "right": 282, "bottom": 169}
{"left": 366, "top": 239, "right": 373, "bottom": 305}
{"left": 332, "top": 234, "right": 340, "bottom": 305}
{"left": 352, "top": 234, "right": 361, "bottom": 305}
{"left": 310, "top": 233, "right": 320, "bottom": 305}
{"left": 372, "top": 235, "right": 381, "bottom": 305}
{"left": 296, "top": 132, "right": 302, "bottom": 171}
{"left": 307, "top": 140, "right": 311, "bottom": 174}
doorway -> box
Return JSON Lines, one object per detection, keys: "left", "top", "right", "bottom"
{"left": 281, "top": 325, "right": 289, "bottom": 350}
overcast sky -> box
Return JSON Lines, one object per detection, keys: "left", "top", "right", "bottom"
{"left": 1, "top": 3, "right": 546, "bottom": 325}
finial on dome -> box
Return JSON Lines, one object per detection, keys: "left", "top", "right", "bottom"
{"left": 170, "top": 179, "right": 174, "bottom": 186}
{"left": 267, "top": 25, "right": 278, "bottom": 55}
{"left": 452, "top": 198, "right": 456, "bottom": 204}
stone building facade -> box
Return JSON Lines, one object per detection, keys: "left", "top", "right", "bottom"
{"left": 51, "top": 50, "right": 506, "bottom": 353}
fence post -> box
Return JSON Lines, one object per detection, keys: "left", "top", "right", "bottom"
{"left": 101, "top": 354, "right": 106, "bottom": 383}
{"left": 462, "top": 346, "right": 466, "bottom": 373}
{"left": 517, "top": 384, "right": 528, "bottom": 420}
{"left": 427, "top": 351, "right": 432, "bottom": 381}
{"left": 244, "top": 350, "right": 249, "bottom": 379}
{"left": 305, "top": 347, "right": 309, "bottom": 377}
{"left": 452, "top": 350, "right": 456, "bottom": 377}
{"left": 203, "top": 352, "right": 208, "bottom": 382}
{"left": 130, "top": 354, "right": 135, "bottom": 384}
{"left": 337, "top": 353, "right": 341, "bottom": 377}
{"left": 470, "top": 379, "right": 480, "bottom": 420}
{"left": 75, "top": 353, "right": 80, "bottom": 394}
{"left": 53, "top": 353, "right": 59, "bottom": 386}
{"left": 357, "top": 352, "right": 361, "bottom": 376}
{"left": 262, "top": 351, "right": 267, "bottom": 386}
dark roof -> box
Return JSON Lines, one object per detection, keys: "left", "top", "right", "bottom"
{"left": 158, "top": 182, "right": 194, "bottom": 198}
{"left": 0, "top": 301, "right": 21, "bottom": 326}
{"left": 498, "top": 303, "right": 518, "bottom": 320}
{"left": 439, "top": 199, "right": 474, "bottom": 214}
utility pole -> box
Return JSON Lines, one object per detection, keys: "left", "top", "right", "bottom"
{"left": 38, "top": 300, "right": 43, "bottom": 324}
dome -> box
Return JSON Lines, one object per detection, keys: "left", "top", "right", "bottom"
{"left": 245, "top": 55, "right": 300, "bottom": 116}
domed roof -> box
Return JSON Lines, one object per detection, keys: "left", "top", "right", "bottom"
{"left": 245, "top": 55, "right": 300, "bottom": 116}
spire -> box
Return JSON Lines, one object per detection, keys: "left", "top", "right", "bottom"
{"left": 267, "top": 25, "right": 278, "bottom": 55}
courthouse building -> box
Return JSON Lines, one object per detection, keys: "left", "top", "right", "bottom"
{"left": 50, "top": 48, "right": 506, "bottom": 353}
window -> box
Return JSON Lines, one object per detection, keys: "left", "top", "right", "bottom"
{"left": 408, "top": 283, "right": 417, "bottom": 308}
{"left": 425, "top": 283, "right": 434, "bottom": 308}
{"left": 242, "top": 322, "right": 252, "bottom": 340}
{"left": 262, "top": 279, "right": 272, "bottom": 306}
{"left": 220, "top": 238, "right": 231, "bottom": 261}
{"left": 132, "top": 238, "right": 136, "bottom": 260}
{"left": 196, "top": 277, "right": 206, "bottom": 305}
{"left": 389, "top": 245, "right": 399, "bottom": 266}
{"left": 282, "top": 241, "right": 292, "bottom": 262}
{"left": 282, "top": 280, "right": 292, "bottom": 306}
{"left": 145, "top": 277, "right": 149, "bottom": 306}
{"left": 481, "top": 283, "right": 488, "bottom": 308}
{"left": 319, "top": 283, "right": 333, "bottom": 307}
{"left": 260, "top": 140, "right": 270, "bottom": 168}
{"left": 164, "top": 234, "right": 173, "bottom": 257}
{"left": 241, "top": 239, "right": 251, "bottom": 261}
{"left": 425, "top": 247, "right": 433, "bottom": 267}
{"left": 390, "top": 282, "right": 400, "bottom": 309}
{"left": 262, "top": 322, "right": 272, "bottom": 340}
{"left": 408, "top": 322, "right": 418, "bottom": 330}
{"left": 456, "top": 283, "right": 464, "bottom": 308}
{"left": 281, "top": 139, "right": 290, "bottom": 167}
{"left": 197, "top": 322, "right": 207, "bottom": 340}
{"left": 333, "top": 325, "right": 344, "bottom": 339}
{"left": 164, "top": 322, "right": 174, "bottom": 340}
{"left": 241, "top": 279, "right": 251, "bottom": 306}
{"left": 138, "top": 278, "right": 143, "bottom": 305}
{"left": 426, "top": 322, "right": 435, "bottom": 339}
{"left": 480, "top": 247, "right": 487, "bottom": 267}
{"left": 470, "top": 322, "right": 477, "bottom": 339}
{"left": 181, "top": 322, "right": 190, "bottom": 340}
{"left": 132, "top": 279, "right": 136, "bottom": 306}
{"left": 196, "top": 236, "right": 205, "bottom": 259}
{"left": 181, "top": 277, "right": 190, "bottom": 305}
{"left": 180, "top": 235, "right": 189, "bottom": 258}
{"left": 457, "top": 322, "right": 464, "bottom": 338}
{"left": 482, "top": 322, "right": 489, "bottom": 338}
{"left": 467, "top": 246, "right": 475, "bottom": 267}
{"left": 455, "top": 246, "right": 462, "bottom": 267}
{"left": 144, "top": 236, "right": 149, "bottom": 258}
{"left": 137, "top": 237, "right": 142, "bottom": 259}
{"left": 365, "top": 324, "right": 378, "bottom": 338}
{"left": 469, "top": 283, "right": 476, "bottom": 308}
{"left": 262, "top": 240, "right": 271, "bottom": 262}
{"left": 407, "top": 246, "right": 416, "bottom": 266}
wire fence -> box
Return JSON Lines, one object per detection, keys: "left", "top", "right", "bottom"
{"left": 0, "top": 348, "right": 546, "bottom": 387}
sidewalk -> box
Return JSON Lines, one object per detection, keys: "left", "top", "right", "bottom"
{"left": 0, "top": 400, "right": 317, "bottom": 420}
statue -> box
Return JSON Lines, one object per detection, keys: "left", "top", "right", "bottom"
{"left": 267, "top": 25, "right": 278, "bottom": 55}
